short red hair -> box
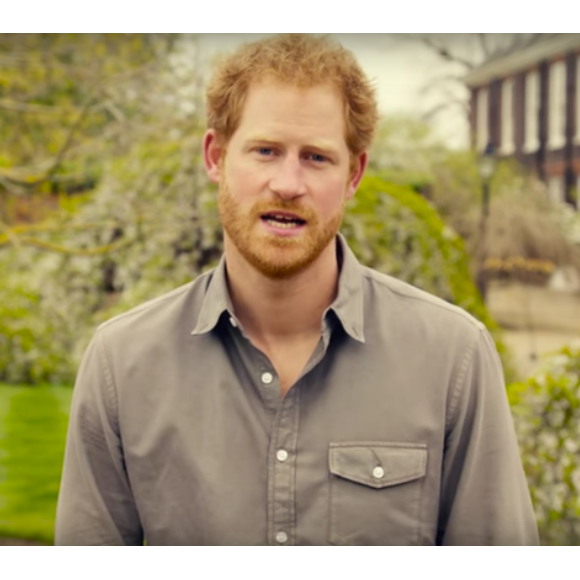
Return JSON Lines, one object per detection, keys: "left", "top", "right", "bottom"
{"left": 205, "top": 34, "right": 379, "bottom": 161}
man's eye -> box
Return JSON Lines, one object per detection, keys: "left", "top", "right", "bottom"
{"left": 307, "top": 153, "right": 326, "bottom": 163}
{"left": 257, "top": 147, "right": 273, "bottom": 156}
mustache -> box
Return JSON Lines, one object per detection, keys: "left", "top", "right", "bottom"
{"left": 250, "top": 200, "right": 315, "bottom": 221}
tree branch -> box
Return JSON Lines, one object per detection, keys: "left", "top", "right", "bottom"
{"left": 0, "top": 233, "right": 132, "bottom": 256}
{"left": 477, "top": 33, "right": 491, "bottom": 60}
{"left": 0, "top": 172, "right": 27, "bottom": 196}
{"left": 0, "top": 98, "right": 80, "bottom": 115}
{"left": 420, "top": 36, "right": 477, "bottom": 70}
{"left": 421, "top": 99, "right": 470, "bottom": 122}
{"left": 0, "top": 95, "right": 97, "bottom": 189}
{"left": 4, "top": 220, "right": 125, "bottom": 236}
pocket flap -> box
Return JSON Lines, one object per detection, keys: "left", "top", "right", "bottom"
{"left": 329, "top": 443, "right": 427, "bottom": 489}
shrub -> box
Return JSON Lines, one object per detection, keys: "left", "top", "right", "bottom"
{"left": 510, "top": 341, "right": 580, "bottom": 545}
{"left": 1, "top": 174, "right": 506, "bottom": 385}
{"left": 343, "top": 176, "right": 510, "bottom": 370}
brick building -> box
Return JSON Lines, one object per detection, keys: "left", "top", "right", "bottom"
{"left": 466, "top": 33, "right": 580, "bottom": 208}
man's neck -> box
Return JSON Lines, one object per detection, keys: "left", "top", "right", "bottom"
{"left": 224, "top": 239, "right": 340, "bottom": 347}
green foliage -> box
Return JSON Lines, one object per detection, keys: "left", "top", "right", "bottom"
{"left": 0, "top": 384, "right": 71, "bottom": 544}
{"left": 367, "top": 115, "right": 446, "bottom": 192}
{"left": 429, "top": 152, "right": 580, "bottom": 274}
{"left": 0, "top": 35, "right": 218, "bottom": 384}
{"left": 0, "top": 247, "right": 98, "bottom": 384}
{"left": 0, "top": 34, "right": 176, "bottom": 190}
{"left": 0, "top": 136, "right": 220, "bottom": 384}
{"left": 343, "top": 176, "right": 509, "bottom": 368}
{"left": 0, "top": 172, "right": 507, "bottom": 385}
{"left": 368, "top": 115, "right": 580, "bottom": 278}
{"left": 0, "top": 41, "right": 507, "bottom": 386}
{"left": 510, "top": 342, "right": 580, "bottom": 545}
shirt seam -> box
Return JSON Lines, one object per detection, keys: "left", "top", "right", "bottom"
{"left": 361, "top": 269, "right": 485, "bottom": 331}
{"left": 445, "top": 327, "right": 479, "bottom": 432}
{"left": 95, "top": 328, "right": 120, "bottom": 433}
{"left": 96, "top": 279, "right": 201, "bottom": 333}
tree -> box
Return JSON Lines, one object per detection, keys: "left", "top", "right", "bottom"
{"left": 0, "top": 33, "right": 179, "bottom": 220}
{"left": 368, "top": 113, "right": 580, "bottom": 291}
{"left": 0, "top": 38, "right": 511, "bottom": 386}
{"left": 394, "top": 34, "right": 552, "bottom": 123}
{"left": 0, "top": 34, "right": 217, "bottom": 384}
{"left": 416, "top": 33, "right": 546, "bottom": 68}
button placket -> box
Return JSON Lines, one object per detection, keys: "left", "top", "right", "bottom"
{"left": 261, "top": 371, "right": 274, "bottom": 385}
{"left": 251, "top": 348, "right": 281, "bottom": 409}
{"left": 275, "top": 531, "right": 288, "bottom": 544}
{"left": 268, "top": 386, "right": 300, "bottom": 546}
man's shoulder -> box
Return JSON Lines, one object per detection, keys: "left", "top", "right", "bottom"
{"left": 96, "top": 269, "right": 214, "bottom": 341}
{"left": 360, "top": 266, "right": 486, "bottom": 333}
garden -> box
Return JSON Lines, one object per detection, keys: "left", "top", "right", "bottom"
{"left": 1, "top": 34, "right": 580, "bottom": 545}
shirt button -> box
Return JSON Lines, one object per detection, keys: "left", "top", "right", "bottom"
{"left": 276, "top": 449, "right": 289, "bottom": 462}
{"left": 275, "top": 531, "right": 288, "bottom": 544}
{"left": 261, "top": 372, "right": 274, "bottom": 385}
{"left": 373, "top": 466, "right": 385, "bottom": 479}
{"left": 229, "top": 316, "right": 237, "bottom": 328}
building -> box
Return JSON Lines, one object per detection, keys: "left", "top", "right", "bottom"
{"left": 466, "top": 34, "right": 580, "bottom": 208}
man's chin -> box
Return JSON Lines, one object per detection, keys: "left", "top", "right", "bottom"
{"left": 225, "top": 223, "right": 340, "bottom": 279}
{"left": 246, "top": 249, "right": 314, "bottom": 280}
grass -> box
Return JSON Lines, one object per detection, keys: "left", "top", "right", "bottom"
{"left": 0, "top": 383, "right": 72, "bottom": 545}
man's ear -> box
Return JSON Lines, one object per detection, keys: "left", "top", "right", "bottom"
{"left": 203, "top": 129, "right": 223, "bottom": 184}
{"left": 345, "top": 152, "right": 368, "bottom": 201}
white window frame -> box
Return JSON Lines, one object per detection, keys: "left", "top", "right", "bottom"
{"left": 524, "top": 70, "right": 540, "bottom": 153}
{"left": 500, "top": 78, "right": 515, "bottom": 155}
{"left": 548, "top": 60, "right": 566, "bottom": 150}
{"left": 476, "top": 87, "right": 489, "bottom": 152}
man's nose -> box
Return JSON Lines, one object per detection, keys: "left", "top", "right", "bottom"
{"left": 269, "top": 156, "right": 307, "bottom": 200}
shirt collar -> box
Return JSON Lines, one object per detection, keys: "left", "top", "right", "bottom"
{"left": 326, "top": 234, "right": 366, "bottom": 343}
{"left": 191, "top": 233, "right": 365, "bottom": 344}
{"left": 190, "top": 255, "right": 233, "bottom": 336}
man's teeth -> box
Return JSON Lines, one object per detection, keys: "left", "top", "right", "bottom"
{"left": 265, "top": 218, "right": 300, "bottom": 229}
{"left": 262, "top": 214, "right": 304, "bottom": 228}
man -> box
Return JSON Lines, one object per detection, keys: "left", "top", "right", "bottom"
{"left": 55, "top": 34, "right": 538, "bottom": 546}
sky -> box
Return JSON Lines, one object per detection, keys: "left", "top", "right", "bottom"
{"left": 197, "top": 34, "right": 470, "bottom": 149}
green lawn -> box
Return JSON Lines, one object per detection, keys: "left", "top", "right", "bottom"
{"left": 0, "top": 384, "right": 72, "bottom": 544}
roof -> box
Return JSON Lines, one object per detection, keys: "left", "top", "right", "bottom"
{"left": 464, "top": 33, "right": 580, "bottom": 87}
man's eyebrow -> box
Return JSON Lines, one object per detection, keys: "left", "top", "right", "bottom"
{"left": 245, "top": 135, "right": 340, "bottom": 154}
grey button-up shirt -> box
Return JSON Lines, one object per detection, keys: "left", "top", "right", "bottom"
{"left": 55, "top": 236, "right": 539, "bottom": 545}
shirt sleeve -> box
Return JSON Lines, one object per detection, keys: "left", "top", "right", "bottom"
{"left": 54, "top": 329, "right": 143, "bottom": 546}
{"left": 437, "top": 325, "right": 539, "bottom": 546}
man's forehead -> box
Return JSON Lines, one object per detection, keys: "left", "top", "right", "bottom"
{"left": 233, "top": 80, "right": 347, "bottom": 142}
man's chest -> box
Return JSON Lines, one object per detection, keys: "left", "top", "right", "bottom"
{"left": 117, "top": 339, "right": 451, "bottom": 545}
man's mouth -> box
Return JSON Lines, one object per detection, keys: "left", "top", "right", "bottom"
{"left": 260, "top": 212, "right": 307, "bottom": 229}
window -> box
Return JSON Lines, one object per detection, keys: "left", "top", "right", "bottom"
{"left": 524, "top": 70, "right": 540, "bottom": 153}
{"left": 476, "top": 87, "right": 489, "bottom": 152}
{"left": 548, "top": 60, "right": 566, "bottom": 150}
{"left": 500, "top": 78, "right": 515, "bottom": 154}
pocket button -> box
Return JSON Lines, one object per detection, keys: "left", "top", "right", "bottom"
{"left": 372, "top": 466, "right": 385, "bottom": 479}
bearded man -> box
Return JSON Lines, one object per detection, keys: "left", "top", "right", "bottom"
{"left": 55, "top": 34, "right": 538, "bottom": 546}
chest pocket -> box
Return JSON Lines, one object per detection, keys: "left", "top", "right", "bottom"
{"left": 328, "top": 442, "right": 427, "bottom": 545}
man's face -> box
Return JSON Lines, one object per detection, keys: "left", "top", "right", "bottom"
{"left": 204, "top": 80, "right": 366, "bottom": 279}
